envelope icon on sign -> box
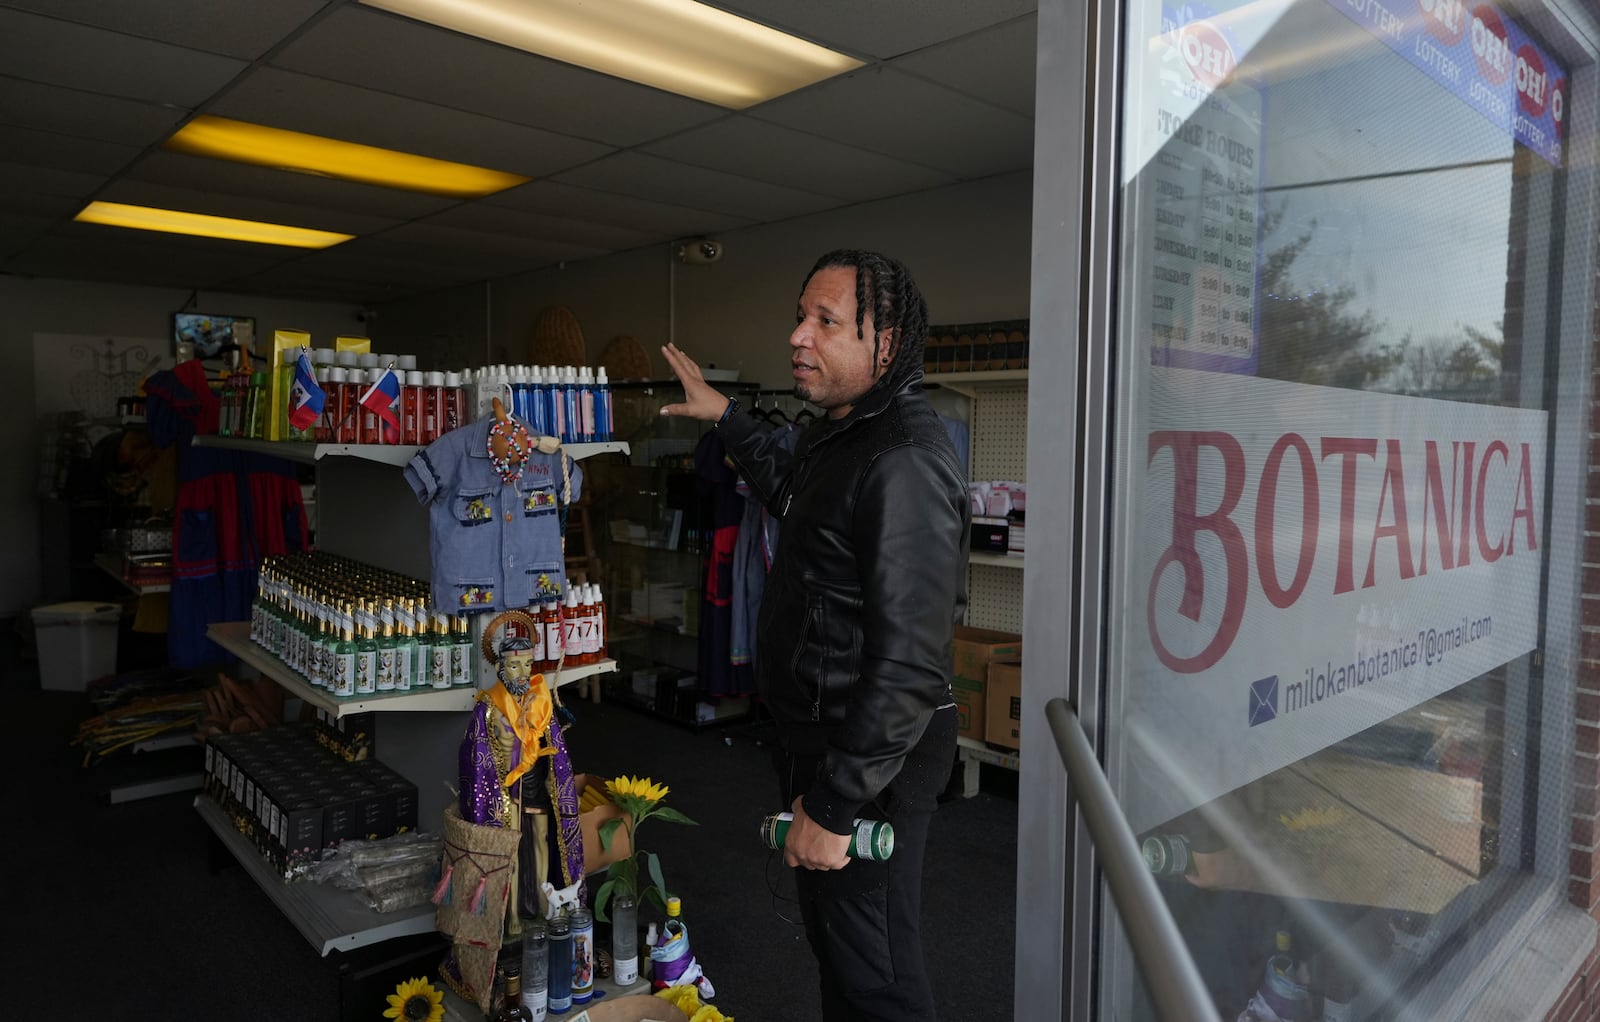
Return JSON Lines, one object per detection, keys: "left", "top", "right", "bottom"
{"left": 1248, "top": 676, "right": 1278, "bottom": 727}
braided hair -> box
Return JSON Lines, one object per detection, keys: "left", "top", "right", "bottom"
{"left": 802, "top": 249, "right": 929, "bottom": 389}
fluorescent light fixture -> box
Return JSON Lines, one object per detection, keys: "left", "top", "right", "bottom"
{"left": 164, "top": 115, "right": 530, "bottom": 198}
{"left": 361, "top": 0, "right": 864, "bottom": 109}
{"left": 74, "top": 201, "right": 354, "bottom": 249}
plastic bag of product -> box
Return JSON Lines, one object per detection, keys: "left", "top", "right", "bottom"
{"left": 365, "top": 878, "right": 433, "bottom": 914}
{"left": 307, "top": 832, "right": 442, "bottom": 888}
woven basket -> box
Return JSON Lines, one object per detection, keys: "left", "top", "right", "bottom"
{"left": 600, "top": 334, "right": 654, "bottom": 381}
{"left": 529, "top": 306, "right": 587, "bottom": 366}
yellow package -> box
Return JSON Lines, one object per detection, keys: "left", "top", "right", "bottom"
{"left": 268, "top": 329, "right": 312, "bottom": 441}
{"left": 335, "top": 336, "right": 371, "bottom": 354}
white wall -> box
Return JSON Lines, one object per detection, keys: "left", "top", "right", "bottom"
{"left": 381, "top": 171, "right": 1034, "bottom": 389}
{"left": 2, "top": 276, "right": 359, "bottom": 617}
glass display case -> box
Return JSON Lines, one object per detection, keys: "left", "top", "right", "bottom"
{"left": 583, "top": 381, "right": 756, "bottom": 727}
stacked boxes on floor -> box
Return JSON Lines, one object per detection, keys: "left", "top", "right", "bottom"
{"left": 203, "top": 720, "right": 418, "bottom": 880}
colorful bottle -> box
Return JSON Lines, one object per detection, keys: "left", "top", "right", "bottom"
{"left": 561, "top": 588, "right": 580, "bottom": 664}
{"left": 542, "top": 597, "right": 564, "bottom": 668}
{"left": 431, "top": 611, "right": 453, "bottom": 690}
{"left": 547, "top": 913, "right": 573, "bottom": 1014}
{"left": 594, "top": 367, "right": 613, "bottom": 442}
{"left": 376, "top": 600, "right": 398, "bottom": 692}
{"left": 355, "top": 601, "right": 379, "bottom": 695}
{"left": 761, "top": 813, "right": 896, "bottom": 861}
{"left": 493, "top": 962, "right": 533, "bottom": 1022}
{"left": 521, "top": 921, "right": 550, "bottom": 1021}
{"left": 451, "top": 614, "right": 474, "bottom": 688}
{"left": 393, "top": 600, "right": 417, "bottom": 692}
{"left": 612, "top": 891, "right": 639, "bottom": 988}
{"left": 332, "top": 605, "right": 357, "bottom": 699}
{"left": 570, "top": 906, "right": 595, "bottom": 1004}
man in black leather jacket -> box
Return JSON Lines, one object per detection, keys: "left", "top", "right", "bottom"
{"left": 662, "top": 249, "right": 969, "bottom": 1020}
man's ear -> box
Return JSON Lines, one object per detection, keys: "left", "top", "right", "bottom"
{"left": 876, "top": 328, "right": 900, "bottom": 369}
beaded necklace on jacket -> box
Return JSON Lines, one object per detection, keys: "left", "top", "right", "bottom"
{"left": 487, "top": 417, "right": 532, "bottom": 484}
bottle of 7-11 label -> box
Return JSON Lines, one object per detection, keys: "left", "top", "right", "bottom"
{"left": 760, "top": 813, "right": 895, "bottom": 861}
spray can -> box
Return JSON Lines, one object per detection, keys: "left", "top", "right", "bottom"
{"left": 760, "top": 813, "right": 895, "bottom": 861}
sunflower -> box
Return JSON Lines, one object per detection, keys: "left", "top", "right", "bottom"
{"left": 383, "top": 977, "right": 444, "bottom": 1022}
{"left": 606, "top": 774, "right": 669, "bottom": 805}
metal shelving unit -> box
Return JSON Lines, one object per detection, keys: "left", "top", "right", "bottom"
{"left": 193, "top": 435, "right": 629, "bottom": 466}
{"left": 935, "top": 370, "right": 1029, "bottom": 786}
{"left": 194, "top": 795, "right": 436, "bottom": 956}
{"left": 95, "top": 551, "right": 170, "bottom": 594}
{"left": 194, "top": 429, "right": 633, "bottom": 959}
{"left": 207, "top": 620, "right": 617, "bottom": 718}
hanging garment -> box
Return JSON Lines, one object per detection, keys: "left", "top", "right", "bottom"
{"left": 730, "top": 420, "right": 797, "bottom": 690}
{"left": 404, "top": 417, "right": 581, "bottom": 613}
{"left": 693, "top": 429, "right": 750, "bottom": 698}
{"left": 145, "top": 360, "right": 309, "bottom": 668}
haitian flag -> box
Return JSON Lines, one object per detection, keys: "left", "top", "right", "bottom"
{"left": 359, "top": 366, "right": 403, "bottom": 444}
{"left": 286, "top": 349, "right": 325, "bottom": 431}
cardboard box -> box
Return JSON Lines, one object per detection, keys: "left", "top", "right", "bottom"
{"left": 986, "top": 661, "right": 1023, "bottom": 750}
{"left": 573, "top": 773, "right": 632, "bottom": 873}
{"left": 951, "top": 625, "right": 1022, "bottom": 741}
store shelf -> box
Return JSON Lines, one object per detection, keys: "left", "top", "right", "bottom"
{"left": 970, "top": 551, "right": 1024, "bottom": 568}
{"left": 206, "top": 621, "right": 617, "bottom": 718}
{"left": 95, "top": 551, "right": 170, "bottom": 594}
{"left": 956, "top": 735, "right": 1019, "bottom": 798}
{"left": 194, "top": 794, "right": 435, "bottom": 956}
{"left": 924, "top": 368, "right": 1029, "bottom": 396}
{"left": 193, "top": 435, "right": 629, "bottom": 465}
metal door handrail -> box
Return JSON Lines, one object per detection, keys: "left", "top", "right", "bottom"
{"left": 1046, "top": 697, "right": 1220, "bottom": 1022}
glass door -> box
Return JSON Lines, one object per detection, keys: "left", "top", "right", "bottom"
{"left": 1036, "top": 0, "right": 1600, "bottom": 1017}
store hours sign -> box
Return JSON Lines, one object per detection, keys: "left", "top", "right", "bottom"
{"left": 1118, "top": 369, "right": 1545, "bottom": 832}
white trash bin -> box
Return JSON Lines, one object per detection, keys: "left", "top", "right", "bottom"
{"left": 31, "top": 601, "right": 121, "bottom": 691}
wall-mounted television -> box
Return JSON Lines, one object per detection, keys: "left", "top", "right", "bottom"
{"left": 172, "top": 311, "right": 256, "bottom": 360}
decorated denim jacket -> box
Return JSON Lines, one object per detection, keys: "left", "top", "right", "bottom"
{"left": 404, "top": 416, "right": 580, "bottom": 613}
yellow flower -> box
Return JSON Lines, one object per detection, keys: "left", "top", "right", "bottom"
{"left": 656, "top": 984, "right": 702, "bottom": 1013}
{"left": 607, "top": 774, "right": 669, "bottom": 803}
{"left": 383, "top": 977, "right": 444, "bottom": 1022}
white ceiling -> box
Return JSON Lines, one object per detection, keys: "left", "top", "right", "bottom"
{"left": 0, "top": 0, "right": 1037, "bottom": 304}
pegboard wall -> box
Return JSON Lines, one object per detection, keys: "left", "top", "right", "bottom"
{"left": 970, "top": 381, "right": 1030, "bottom": 480}
{"left": 965, "top": 379, "right": 1028, "bottom": 634}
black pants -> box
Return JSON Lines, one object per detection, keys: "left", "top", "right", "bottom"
{"left": 776, "top": 706, "right": 957, "bottom": 1022}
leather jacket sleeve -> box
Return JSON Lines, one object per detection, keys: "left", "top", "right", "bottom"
{"left": 801, "top": 442, "right": 968, "bottom": 833}
{"left": 716, "top": 411, "right": 795, "bottom": 516}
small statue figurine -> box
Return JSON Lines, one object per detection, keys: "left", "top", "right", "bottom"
{"left": 457, "top": 609, "right": 588, "bottom": 923}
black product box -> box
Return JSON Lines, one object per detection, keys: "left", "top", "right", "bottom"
{"left": 278, "top": 795, "right": 325, "bottom": 877}
{"left": 971, "top": 516, "right": 1010, "bottom": 554}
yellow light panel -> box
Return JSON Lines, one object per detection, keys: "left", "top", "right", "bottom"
{"left": 360, "top": 0, "right": 864, "bottom": 109}
{"left": 74, "top": 201, "right": 354, "bottom": 249}
{"left": 163, "top": 115, "right": 530, "bottom": 198}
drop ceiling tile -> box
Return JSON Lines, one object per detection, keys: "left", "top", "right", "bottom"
{"left": 97, "top": 180, "right": 401, "bottom": 236}
{"left": 0, "top": 0, "right": 331, "bottom": 59}
{"left": 0, "top": 212, "right": 55, "bottom": 258}
{"left": 0, "top": 7, "right": 246, "bottom": 107}
{"left": 0, "top": 78, "right": 187, "bottom": 147}
{"left": 422, "top": 205, "right": 659, "bottom": 252}
{"left": 378, "top": 223, "right": 605, "bottom": 264}
{"left": 211, "top": 67, "right": 613, "bottom": 177}
{"left": 0, "top": 160, "right": 107, "bottom": 200}
{"left": 0, "top": 190, "right": 85, "bottom": 220}
{"left": 750, "top": 68, "right": 1033, "bottom": 179}
{"left": 640, "top": 116, "right": 955, "bottom": 202}
{"left": 891, "top": 15, "right": 1036, "bottom": 116}
{"left": 0, "top": 124, "right": 141, "bottom": 176}
{"left": 553, "top": 153, "right": 838, "bottom": 222}
{"left": 125, "top": 151, "right": 461, "bottom": 220}
{"left": 271, "top": 6, "right": 723, "bottom": 148}
{"left": 9, "top": 230, "right": 291, "bottom": 286}
{"left": 485, "top": 181, "right": 751, "bottom": 238}
{"left": 713, "top": 0, "right": 1035, "bottom": 61}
